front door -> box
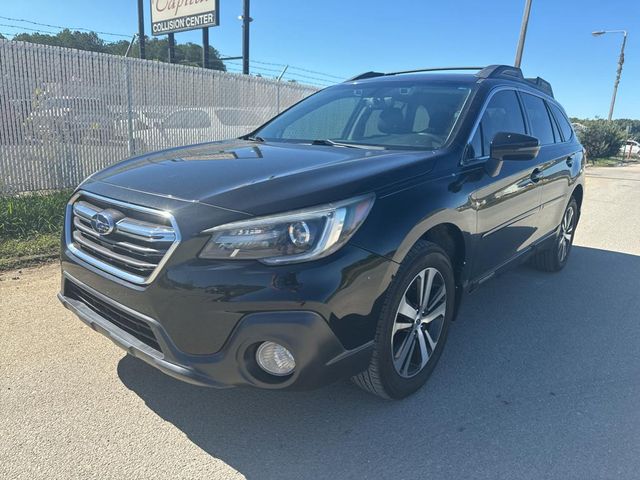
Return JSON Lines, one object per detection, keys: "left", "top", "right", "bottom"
{"left": 466, "top": 89, "right": 545, "bottom": 278}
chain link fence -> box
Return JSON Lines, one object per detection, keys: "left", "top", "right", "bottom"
{"left": 0, "top": 39, "right": 318, "bottom": 195}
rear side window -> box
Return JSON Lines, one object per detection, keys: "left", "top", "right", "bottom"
{"left": 470, "top": 89, "right": 525, "bottom": 157}
{"left": 521, "top": 93, "right": 555, "bottom": 145}
{"left": 549, "top": 103, "right": 574, "bottom": 141}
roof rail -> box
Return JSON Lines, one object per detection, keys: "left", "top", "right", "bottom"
{"left": 346, "top": 64, "right": 554, "bottom": 97}
{"left": 346, "top": 71, "right": 386, "bottom": 82}
{"left": 383, "top": 66, "right": 485, "bottom": 76}
{"left": 524, "top": 77, "right": 554, "bottom": 97}
{"left": 346, "top": 66, "right": 484, "bottom": 82}
{"left": 478, "top": 65, "right": 554, "bottom": 97}
{"left": 476, "top": 64, "right": 524, "bottom": 79}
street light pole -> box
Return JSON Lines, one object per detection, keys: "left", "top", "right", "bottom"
{"left": 592, "top": 30, "right": 628, "bottom": 121}
{"left": 240, "top": 0, "right": 252, "bottom": 74}
{"left": 514, "top": 0, "right": 533, "bottom": 68}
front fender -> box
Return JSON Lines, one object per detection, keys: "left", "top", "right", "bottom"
{"left": 351, "top": 174, "right": 476, "bottom": 281}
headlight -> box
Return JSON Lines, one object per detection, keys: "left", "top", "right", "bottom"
{"left": 199, "top": 194, "right": 375, "bottom": 264}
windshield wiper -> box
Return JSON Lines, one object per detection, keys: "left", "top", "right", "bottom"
{"left": 311, "top": 139, "right": 385, "bottom": 149}
{"left": 245, "top": 135, "right": 265, "bottom": 142}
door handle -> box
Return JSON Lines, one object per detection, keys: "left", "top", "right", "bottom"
{"left": 566, "top": 155, "right": 574, "bottom": 167}
{"left": 530, "top": 168, "right": 542, "bottom": 183}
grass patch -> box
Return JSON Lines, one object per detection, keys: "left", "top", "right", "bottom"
{"left": 590, "top": 155, "right": 639, "bottom": 167}
{"left": 0, "top": 234, "right": 60, "bottom": 270}
{"left": 0, "top": 190, "right": 72, "bottom": 270}
{"left": 591, "top": 157, "right": 622, "bottom": 167}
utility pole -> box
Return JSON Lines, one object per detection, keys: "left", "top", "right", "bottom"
{"left": 608, "top": 33, "right": 627, "bottom": 121}
{"left": 241, "top": 0, "right": 251, "bottom": 74}
{"left": 514, "top": 0, "right": 533, "bottom": 68}
{"left": 202, "top": 27, "right": 209, "bottom": 69}
{"left": 168, "top": 33, "right": 175, "bottom": 63}
{"left": 137, "top": 0, "right": 146, "bottom": 59}
{"left": 592, "top": 30, "right": 628, "bottom": 120}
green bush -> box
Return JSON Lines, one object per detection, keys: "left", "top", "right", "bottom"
{"left": 576, "top": 120, "right": 625, "bottom": 160}
{"left": 0, "top": 190, "right": 72, "bottom": 240}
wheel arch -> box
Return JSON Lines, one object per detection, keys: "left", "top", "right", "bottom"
{"left": 572, "top": 183, "right": 584, "bottom": 209}
{"left": 417, "top": 222, "right": 470, "bottom": 320}
{"left": 420, "top": 223, "right": 466, "bottom": 287}
{"left": 571, "top": 183, "right": 584, "bottom": 224}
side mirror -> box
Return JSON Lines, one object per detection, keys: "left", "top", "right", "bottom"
{"left": 485, "top": 132, "right": 540, "bottom": 177}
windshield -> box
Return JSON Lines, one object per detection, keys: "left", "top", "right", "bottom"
{"left": 254, "top": 81, "right": 472, "bottom": 150}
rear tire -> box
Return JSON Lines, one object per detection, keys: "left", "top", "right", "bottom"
{"left": 530, "top": 197, "right": 579, "bottom": 272}
{"left": 352, "top": 241, "right": 455, "bottom": 399}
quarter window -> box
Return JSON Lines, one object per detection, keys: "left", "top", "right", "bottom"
{"left": 521, "top": 93, "right": 555, "bottom": 145}
{"left": 549, "top": 103, "right": 574, "bottom": 141}
{"left": 469, "top": 89, "right": 526, "bottom": 158}
{"left": 547, "top": 103, "right": 562, "bottom": 143}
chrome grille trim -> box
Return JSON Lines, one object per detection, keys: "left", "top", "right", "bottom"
{"left": 72, "top": 217, "right": 165, "bottom": 255}
{"left": 65, "top": 191, "right": 181, "bottom": 286}
{"left": 73, "top": 201, "right": 98, "bottom": 220}
{"left": 72, "top": 231, "right": 159, "bottom": 269}
{"left": 116, "top": 218, "right": 176, "bottom": 242}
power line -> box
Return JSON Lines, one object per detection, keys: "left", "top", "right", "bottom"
{"left": 0, "top": 23, "right": 62, "bottom": 36}
{"left": 0, "top": 15, "right": 131, "bottom": 38}
{"left": 252, "top": 59, "right": 344, "bottom": 81}
{"left": 220, "top": 51, "right": 344, "bottom": 82}
{"left": 223, "top": 61, "right": 333, "bottom": 86}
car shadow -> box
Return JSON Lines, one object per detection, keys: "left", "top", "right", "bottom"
{"left": 117, "top": 246, "right": 640, "bottom": 479}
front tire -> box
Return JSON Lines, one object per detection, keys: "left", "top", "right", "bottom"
{"left": 353, "top": 241, "right": 455, "bottom": 399}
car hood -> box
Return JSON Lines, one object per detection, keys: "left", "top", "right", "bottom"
{"left": 88, "top": 140, "right": 439, "bottom": 216}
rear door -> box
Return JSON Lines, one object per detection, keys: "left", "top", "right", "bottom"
{"left": 521, "top": 94, "right": 582, "bottom": 236}
{"left": 467, "top": 88, "right": 545, "bottom": 278}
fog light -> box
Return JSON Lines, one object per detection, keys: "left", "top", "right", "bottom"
{"left": 256, "top": 341, "right": 295, "bottom": 376}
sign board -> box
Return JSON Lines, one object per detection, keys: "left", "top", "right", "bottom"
{"left": 150, "top": 0, "right": 219, "bottom": 36}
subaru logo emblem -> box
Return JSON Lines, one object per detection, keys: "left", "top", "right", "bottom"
{"left": 91, "top": 211, "right": 116, "bottom": 235}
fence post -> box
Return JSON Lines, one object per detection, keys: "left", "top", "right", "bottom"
{"left": 125, "top": 59, "right": 135, "bottom": 156}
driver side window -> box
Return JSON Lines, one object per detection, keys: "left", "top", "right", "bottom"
{"left": 469, "top": 90, "right": 526, "bottom": 158}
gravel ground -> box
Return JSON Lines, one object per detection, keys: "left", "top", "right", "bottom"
{"left": 2, "top": 165, "right": 640, "bottom": 480}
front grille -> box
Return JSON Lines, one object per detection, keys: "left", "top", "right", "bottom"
{"left": 67, "top": 192, "right": 179, "bottom": 284}
{"left": 65, "top": 281, "right": 162, "bottom": 352}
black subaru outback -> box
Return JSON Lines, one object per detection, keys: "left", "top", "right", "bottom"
{"left": 58, "top": 65, "right": 584, "bottom": 399}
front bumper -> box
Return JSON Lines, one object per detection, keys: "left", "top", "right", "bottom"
{"left": 58, "top": 272, "right": 374, "bottom": 389}
{"left": 58, "top": 218, "right": 396, "bottom": 389}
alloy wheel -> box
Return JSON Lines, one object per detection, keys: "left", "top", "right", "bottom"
{"left": 558, "top": 205, "right": 575, "bottom": 263}
{"left": 391, "top": 267, "right": 447, "bottom": 378}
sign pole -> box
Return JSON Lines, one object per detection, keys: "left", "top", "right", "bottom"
{"left": 168, "top": 33, "right": 176, "bottom": 63}
{"left": 137, "top": 0, "right": 145, "bottom": 59}
{"left": 202, "top": 27, "right": 209, "bottom": 69}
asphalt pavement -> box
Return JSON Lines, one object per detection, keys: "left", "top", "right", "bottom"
{"left": 1, "top": 164, "right": 640, "bottom": 479}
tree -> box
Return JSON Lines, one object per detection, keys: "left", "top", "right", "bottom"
{"left": 0, "top": 33, "right": 6, "bottom": 40}
{"left": 12, "top": 29, "right": 225, "bottom": 71}
{"left": 576, "top": 120, "right": 625, "bottom": 160}
{"left": 612, "top": 119, "right": 640, "bottom": 141}
{"left": 13, "top": 29, "right": 107, "bottom": 53}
